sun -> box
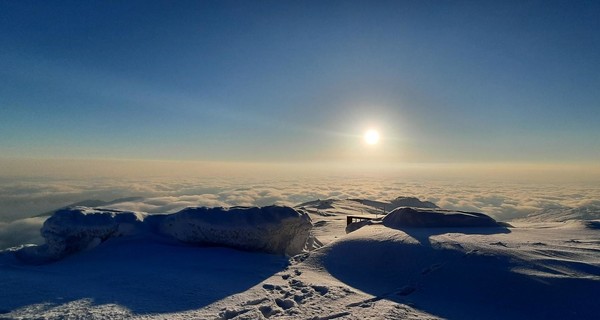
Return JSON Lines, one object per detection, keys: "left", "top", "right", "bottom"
{"left": 363, "top": 129, "right": 380, "bottom": 145}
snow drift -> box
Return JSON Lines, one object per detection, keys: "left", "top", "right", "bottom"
{"left": 159, "top": 206, "right": 313, "bottom": 256}
{"left": 383, "top": 207, "right": 501, "bottom": 228}
{"left": 15, "top": 205, "right": 313, "bottom": 263}
{"left": 346, "top": 207, "right": 502, "bottom": 234}
{"left": 312, "top": 222, "right": 600, "bottom": 320}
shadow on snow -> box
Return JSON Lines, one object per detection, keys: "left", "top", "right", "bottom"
{"left": 321, "top": 226, "right": 600, "bottom": 320}
{"left": 0, "top": 236, "right": 288, "bottom": 315}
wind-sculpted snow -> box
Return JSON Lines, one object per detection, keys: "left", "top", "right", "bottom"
{"left": 345, "top": 207, "right": 501, "bottom": 234}
{"left": 16, "top": 207, "right": 145, "bottom": 263}
{"left": 159, "top": 206, "right": 313, "bottom": 256}
{"left": 382, "top": 207, "right": 501, "bottom": 228}
{"left": 14, "top": 205, "right": 313, "bottom": 263}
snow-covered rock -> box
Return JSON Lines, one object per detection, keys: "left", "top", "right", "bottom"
{"left": 159, "top": 206, "right": 313, "bottom": 256}
{"left": 383, "top": 207, "right": 501, "bottom": 228}
{"left": 15, "top": 205, "right": 315, "bottom": 263}
{"left": 16, "top": 207, "right": 144, "bottom": 263}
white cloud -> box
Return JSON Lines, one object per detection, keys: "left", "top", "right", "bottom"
{"left": 1, "top": 176, "right": 599, "bottom": 250}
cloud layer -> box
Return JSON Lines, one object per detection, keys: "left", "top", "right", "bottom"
{"left": 1, "top": 176, "right": 599, "bottom": 250}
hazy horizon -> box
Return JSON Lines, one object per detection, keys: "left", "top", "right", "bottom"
{"left": 1, "top": 156, "right": 599, "bottom": 219}
{"left": 2, "top": 157, "right": 600, "bottom": 181}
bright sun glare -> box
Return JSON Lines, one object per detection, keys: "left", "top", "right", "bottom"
{"left": 364, "top": 129, "right": 380, "bottom": 145}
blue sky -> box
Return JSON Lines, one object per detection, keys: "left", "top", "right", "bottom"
{"left": 1, "top": 0, "right": 599, "bottom": 164}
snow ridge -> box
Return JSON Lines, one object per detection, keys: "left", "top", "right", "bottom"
{"left": 15, "top": 205, "right": 313, "bottom": 263}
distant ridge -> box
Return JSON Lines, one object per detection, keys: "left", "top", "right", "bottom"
{"left": 348, "top": 196, "right": 438, "bottom": 211}
{"left": 297, "top": 196, "right": 439, "bottom": 215}
{"left": 390, "top": 196, "right": 438, "bottom": 209}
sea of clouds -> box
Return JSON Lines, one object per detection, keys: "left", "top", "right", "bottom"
{"left": 1, "top": 175, "right": 599, "bottom": 250}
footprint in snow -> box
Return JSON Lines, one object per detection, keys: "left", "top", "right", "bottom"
{"left": 291, "top": 253, "right": 309, "bottom": 263}
{"left": 262, "top": 283, "right": 276, "bottom": 290}
{"left": 311, "top": 285, "right": 329, "bottom": 295}
{"left": 217, "top": 307, "right": 250, "bottom": 320}
{"left": 243, "top": 297, "right": 268, "bottom": 306}
{"left": 275, "top": 298, "right": 295, "bottom": 310}
{"left": 258, "top": 305, "right": 281, "bottom": 318}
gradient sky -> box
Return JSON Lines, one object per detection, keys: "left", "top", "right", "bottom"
{"left": 1, "top": 0, "right": 599, "bottom": 165}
